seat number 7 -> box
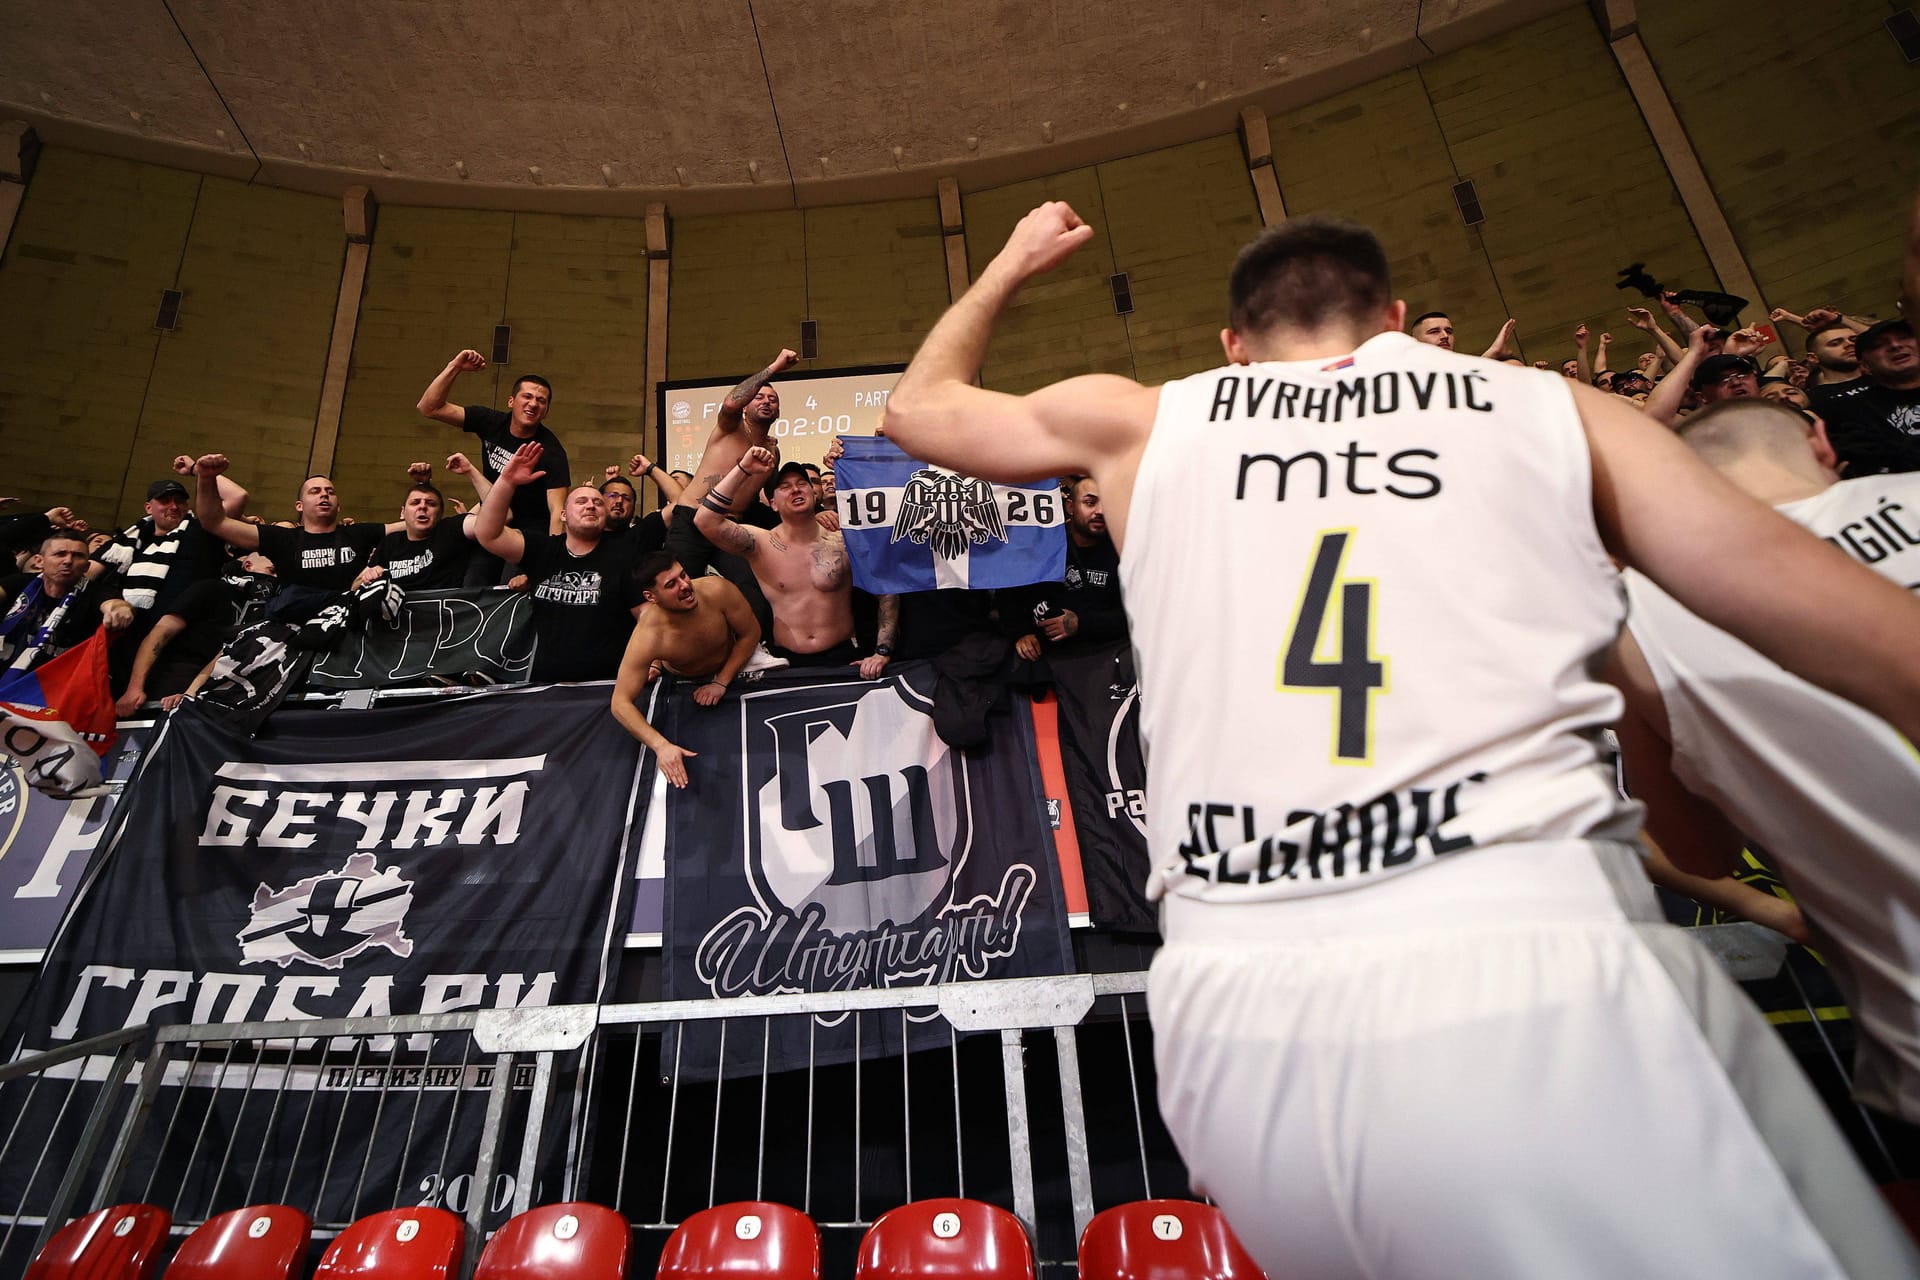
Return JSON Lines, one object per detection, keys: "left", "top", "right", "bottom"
{"left": 1278, "top": 530, "right": 1388, "bottom": 763}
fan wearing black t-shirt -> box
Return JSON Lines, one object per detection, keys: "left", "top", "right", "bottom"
{"left": 359, "top": 482, "right": 480, "bottom": 591}
{"left": 417, "top": 349, "right": 569, "bottom": 538}
{"left": 191, "top": 457, "right": 388, "bottom": 593}
{"left": 1812, "top": 320, "right": 1920, "bottom": 476}
{"left": 475, "top": 441, "right": 645, "bottom": 683}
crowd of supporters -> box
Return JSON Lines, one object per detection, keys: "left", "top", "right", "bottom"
{"left": 0, "top": 349, "right": 1132, "bottom": 731}
{"left": 5, "top": 289, "right": 1915, "bottom": 719}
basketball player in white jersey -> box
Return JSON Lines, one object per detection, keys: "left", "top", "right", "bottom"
{"left": 1614, "top": 396, "right": 1920, "bottom": 1125}
{"left": 882, "top": 203, "right": 1920, "bottom": 1279}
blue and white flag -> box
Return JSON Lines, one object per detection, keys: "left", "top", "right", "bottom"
{"left": 833, "top": 436, "right": 1066, "bottom": 593}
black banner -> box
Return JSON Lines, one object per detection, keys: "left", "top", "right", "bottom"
{"left": 306, "top": 587, "right": 533, "bottom": 689}
{"left": 1049, "top": 643, "right": 1155, "bottom": 934}
{"left": 659, "top": 663, "right": 1074, "bottom": 1077}
{"left": 0, "top": 685, "right": 641, "bottom": 1246}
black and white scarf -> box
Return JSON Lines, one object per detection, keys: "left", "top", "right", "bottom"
{"left": 95, "top": 514, "right": 194, "bottom": 612}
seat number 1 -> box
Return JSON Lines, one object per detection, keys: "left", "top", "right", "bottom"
{"left": 1278, "top": 530, "right": 1387, "bottom": 763}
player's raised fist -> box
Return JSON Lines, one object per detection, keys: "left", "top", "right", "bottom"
{"left": 195, "top": 453, "right": 230, "bottom": 477}
{"left": 771, "top": 349, "right": 799, "bottom": 373}
{"left": 173, "top": 454, "right": 196, "bottom": 475}
{"left": 998, "top": 202, "right": 1095, "bottom": 279}
{"left": 741, "top": 445, "right": 776, "bottom": 476}
{"left": 451, "top": 349, "right": 487, "bottom": 372}
{"left": 407, "top": 461, "right": 433, "bottom": 482}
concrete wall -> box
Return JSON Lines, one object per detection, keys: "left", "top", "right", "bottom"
{"left": 1, "top": 2, "right": 1910, "bottom": 525}
{"left": 1271, "top": 9, "right": 1716, "bottom": 374}
{"left": 334, "top": 206, "right": 512, "bottom": 524}
{"left": 1638, "top": 0, "right": 1920, "bottom": 325}
{"left": 0, "top": 151, "right": 199, "bottom": 522}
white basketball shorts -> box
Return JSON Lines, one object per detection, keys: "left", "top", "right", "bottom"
{"left": 1149, "top": 839, "right": 1920, "bottom": 1280}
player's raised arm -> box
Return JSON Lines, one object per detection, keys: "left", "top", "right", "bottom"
{"left": 1579, "top": 379, "right": 1920, "bottom": 741}
{"left": 717, "top": 349, "right": 799, "bottom": 434}
{"left": 882, "top": 202, "right": 1158, "bottom": 492}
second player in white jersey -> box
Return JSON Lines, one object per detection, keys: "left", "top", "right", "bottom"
{"left": 1131, "top": 332, "right": 1641, "bottom": 905}
{"left": 1617, "top": 399, "right": 1920, "bottom": 1123}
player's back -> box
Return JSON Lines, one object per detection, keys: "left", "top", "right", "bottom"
{"left": 1124, "top": 331, "right": 1640, "bottom": 904}
{"left": 1624, "top": 472, "right": 1920, "bottom": 1121}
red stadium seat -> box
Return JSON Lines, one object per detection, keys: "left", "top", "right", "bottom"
{"left": 313, "top": 1206, "right": 464, "bottom": 1279}
{"left": 854, "top": 1199, "right": 1032, "bottom": 1280}
{"left": 1077, "top": 1200, "right": 1265, "bottom": 1280}
{"left": 164, "top": 1204, "right": 311, "bottom": 1279}
{"left": 24, "top": 1203, "right": 171, "bottom": 1280}
{"left": 656, "top": 1201, "right": 819, "bottom": 1280}
{"left": 473, "top": 1202, "right": 630, "bottom": 1278}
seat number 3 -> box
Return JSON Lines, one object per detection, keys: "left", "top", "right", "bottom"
{"left": 1278, "top": 530, "right": 1387, "bottom": 763}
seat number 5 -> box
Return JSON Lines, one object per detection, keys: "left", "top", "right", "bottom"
{"left": 1278, "top": 530, "right": 1387, "bottom": 763}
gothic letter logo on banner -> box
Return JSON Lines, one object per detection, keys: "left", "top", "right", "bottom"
{"left": 660, "top": 664, "right": 1074, "bottom": 1077}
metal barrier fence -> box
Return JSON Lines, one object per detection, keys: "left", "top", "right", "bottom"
{"left": 0, "top": 973, "right": 1186, "bottom": 1278}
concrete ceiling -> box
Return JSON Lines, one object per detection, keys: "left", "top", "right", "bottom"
{"left": 0, "top": 0, "right": 1577, "bottom": 214}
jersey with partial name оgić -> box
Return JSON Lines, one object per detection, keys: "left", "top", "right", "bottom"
{"left": 1125, "top": 330, "right": 1642, "bottom": 904}
{"left": 1624, "top": 471, "right": 1920, "bottom": 1122}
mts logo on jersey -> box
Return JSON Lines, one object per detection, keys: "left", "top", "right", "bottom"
{"left": 695, "top": 681, "right": 1036, "bottom": 997}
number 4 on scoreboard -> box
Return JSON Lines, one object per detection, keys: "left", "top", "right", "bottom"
{"left": 1277, "top": 529, "right": 1388, "bottom": 764}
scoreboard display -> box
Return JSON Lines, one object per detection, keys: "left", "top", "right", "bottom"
{"left": 657, "top": 364, "right": 905, "bottom": 479}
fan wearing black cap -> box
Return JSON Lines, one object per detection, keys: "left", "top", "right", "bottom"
{"left": 87, "top": 455, "right": 249, "bottom": 691}
{"left": 1809, "top": 320, "right": 1920, "bottom": 476}
{"left": 693, "top": 445, "right": 895, "bottom": 675}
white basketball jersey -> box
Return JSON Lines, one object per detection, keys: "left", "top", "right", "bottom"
{"left": 1127, "top": 331, "right": 1641, "bottom": 905}
{"left": 1624, "top": 473, "right": 1920, "bottom": 1121}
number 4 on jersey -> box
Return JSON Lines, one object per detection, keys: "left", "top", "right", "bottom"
{"left": 1278, "top": 530, "right": 1388, "bottom": 763}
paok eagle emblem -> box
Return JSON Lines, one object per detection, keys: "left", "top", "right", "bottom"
{"left": 890, "top": 469, "right": 1007, "bottom": 561}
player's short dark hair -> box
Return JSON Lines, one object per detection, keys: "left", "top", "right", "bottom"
{"left": 406, "top": 481, "right": 443, "bottom": 504}
{"left": 1411, "top": 311, "right": 1449, "bottom": 327}
{"left": 40, "top": 529, "right": 88, "bottom": 552}
{"left": 296, "top": 474, "right": 331, "bottom": 502}
{"left": 635, "top": 550, "right": 681, "bottom": 594}
{"left": 1229, "top": 217, "right": 1392, "bottom": 336}
{"left": 600, "top": 475, "right": 637, "bottom": 496}
{"left": 511, "top": 374, "right": 553, "bottom": 397}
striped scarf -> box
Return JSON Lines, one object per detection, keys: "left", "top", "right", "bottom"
{"left": 95, "top": 514, "right": 193, "bottom": 612}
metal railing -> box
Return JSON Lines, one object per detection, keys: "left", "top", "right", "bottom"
{"left": 0, "top": 972, "right": 1184, "bottom": 1278}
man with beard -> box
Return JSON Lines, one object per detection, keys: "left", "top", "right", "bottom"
{"left": 609, "top": 552, "right": 760, "bottom": 788}
{"left": 475, "top": 442, "right": 645, "bottom": 683}
{"left": 1812, "top": 320, "right": 1920, "bottom": 476}
{"left": 693, "top": 446, "right": 894, "bottom": 672}
{"left": 1007, "top": 474, "right": 1126, "bottom": 661}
